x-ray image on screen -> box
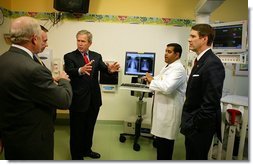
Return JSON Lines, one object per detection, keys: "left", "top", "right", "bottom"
{"left": 140, "top": 58, "right": 153, "bottom": 72}
{"left": 124, "top": 52, "right": 155, "bottom": 76}
{"left": 126, "top": 56, "right": 139, "bottom": 73}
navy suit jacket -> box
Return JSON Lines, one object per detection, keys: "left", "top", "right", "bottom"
{"left": 0, "top": 46, "right": 72, "bottom": 160}
{"left": 180, "top": 49, "right": 225, "bottom": 141}
{"left": 64, "top": 49, "right": 108, "bottom": 112}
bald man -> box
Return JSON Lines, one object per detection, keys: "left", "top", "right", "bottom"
{"left": 0, "top": 16, "right": 73, "bottom": 160}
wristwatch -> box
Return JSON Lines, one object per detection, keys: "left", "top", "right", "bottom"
{"left": 0, "top": 8, "right": 4, "bottom": 25}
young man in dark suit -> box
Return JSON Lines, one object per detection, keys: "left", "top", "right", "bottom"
{"left": 0, "top": 16, "right": 73, "bottom": 160}
{"left": 64, "top": 30, "right": 120, "bottom": 160}
{"left": 180, "top": 24, "right": 225, "bottom": 160}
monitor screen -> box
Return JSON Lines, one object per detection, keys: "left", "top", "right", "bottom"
{"left": 124, "top": 52, "right": 155, "bottom": 76}
{"left": 54, "top": 0, "right": 90, "bottom": 13}
{"left": 212, "top": 20, "right": 247, "bottom": 53}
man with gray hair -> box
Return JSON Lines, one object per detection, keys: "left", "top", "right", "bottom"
{"left": 0, "top": 16, "right": 73, "bottom": 160}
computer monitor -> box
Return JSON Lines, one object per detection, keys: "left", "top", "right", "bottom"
{"left": 212, "top": 20, "right": 248, "bottom": 53}
{"left": 124, "top": 52, "right": 155, "bottom": 77}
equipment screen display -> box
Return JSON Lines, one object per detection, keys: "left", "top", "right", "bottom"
{"left": 213, "top": 24, "right": 243, "bottom": 49}
{"left": 124, "top": 52, "right": 155, "bottom": 76}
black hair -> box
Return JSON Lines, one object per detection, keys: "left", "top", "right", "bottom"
{"left": 167, "top": 43, "right": 182, "bottom": 58}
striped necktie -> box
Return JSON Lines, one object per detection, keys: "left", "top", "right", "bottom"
{"left": 33, "top": 54, "right": 44, "bottom": 66}
{"left": 83, "top": 52, "right": 90, "bottom": 64}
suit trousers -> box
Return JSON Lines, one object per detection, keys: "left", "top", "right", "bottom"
{"left": 69, "top": 106, "right": 99, "bottom": 160}
{"left": 185, "top": 129, "right": 215, "bottom": 160}
{"left": 156, "top": 136, "right": 175, "bottom": 160}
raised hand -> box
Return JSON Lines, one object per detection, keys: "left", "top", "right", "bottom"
{"left": 107, "top": 62, "right": 120, "bottom": 73}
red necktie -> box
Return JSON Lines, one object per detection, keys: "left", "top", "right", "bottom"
{"left": 194, "top": 58, "right": 198, "bottom": 67}
{"left": 83, "top": 53, "right": 90, "bottom": 64}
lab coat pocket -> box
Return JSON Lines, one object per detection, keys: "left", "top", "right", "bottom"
{"left": 156, "top": 102, "right": 175, "bottom": 126}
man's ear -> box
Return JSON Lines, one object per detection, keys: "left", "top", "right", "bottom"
{"left": 175, "top": 52, "right": 180, "bottom": 59}
{"left": 31, "top": 35, "right": 37, "bottom": 45}
{"left": 203, "top": 35, "right": 208, "bottom": 43}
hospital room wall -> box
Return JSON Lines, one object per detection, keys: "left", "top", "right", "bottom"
{"left": 0, "top": 0, "right": 249, "bottom": 121}
{"left": 0, "top": 17, "right": 249, "bottom": 121}
{"left": 46, "top": 21, "right": 190, "bottom": 121}
{"left": 0, "top": 0, "right": 248, "bottom": 21}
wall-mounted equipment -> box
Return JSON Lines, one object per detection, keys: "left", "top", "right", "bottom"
{"left": 212, "top": 20, "right": 248, "bottom": 64}
{"left": 99, "top": 71, "right": 118, "bottom": 85}
{"left": 99, "top": 67, "right": 119, "bottom": 93}
{"left": 53, "top": 0, "right": 90, "bottom": 14}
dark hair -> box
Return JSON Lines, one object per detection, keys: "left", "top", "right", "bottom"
{"left": 191, "top": 24, "right": 215, "bottom": 46}
{"left": 167, "top": 43, "right": 182, "bottom": 58}
{"left": 40, "top": 25, "right": 48, "bottom": 32}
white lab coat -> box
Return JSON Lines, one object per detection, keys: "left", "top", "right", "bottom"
{"left": 149, "top": 59, "right": 187, "bottom": 140}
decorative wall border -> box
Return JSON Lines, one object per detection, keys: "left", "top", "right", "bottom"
{"left": 0, "top": 7, "right": 195, "bottom": 27}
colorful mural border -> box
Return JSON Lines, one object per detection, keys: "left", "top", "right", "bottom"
{"left": 1, "top": 7, "right": 195, "bottom": 27}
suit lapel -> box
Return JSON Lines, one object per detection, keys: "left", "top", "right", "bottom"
{"left": 75, "top": 50, "right": 86, "bottom": 66}
{"left": 88, "top": 51, "right": 96, "bottom": 62}
{"left": 33, "top": 54, "right": 46, "bottom": 66}
{"left": 190, "top": 50, "right": 211, "bottom": 75}
{"left": 186, "top": 51, "right": 211, "bottom": 95}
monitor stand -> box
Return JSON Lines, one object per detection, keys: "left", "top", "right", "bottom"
{"left": 119, "top": 76, "right": 154, "bottom": 151}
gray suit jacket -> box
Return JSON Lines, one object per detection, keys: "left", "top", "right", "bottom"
{"left": 0, "top": 46, "right": 72, "bottom": 160}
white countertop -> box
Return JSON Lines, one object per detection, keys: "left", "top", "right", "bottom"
{"left": 221, "top": 95, "right": 248, "bottom": 107}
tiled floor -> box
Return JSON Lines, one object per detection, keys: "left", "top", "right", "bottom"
{"left": 53, "top": 119, "right": 186, "bottom": 160}
{"left": 1, "top": 119, "right": 248, "bottom": 161}
{"left": 0, "top": 119, "right": 185, "bottom": 161}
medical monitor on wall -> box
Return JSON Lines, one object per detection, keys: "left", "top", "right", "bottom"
{"left": 124, "top": 52, "right": 155, "bottom": 77}
{"left": 212, "top": 20, "right": 248, "bottom": 53}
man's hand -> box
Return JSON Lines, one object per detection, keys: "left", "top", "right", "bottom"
{"left": 107, "top": 62, "right": 120, "bottom": 73}
{"left": 54, "top": 71, "right": 70, "bottom": 81}
{"left": 144, "top": 72, "right": 153, "bottom": 84}
{"left": 80, "top": 60, "right": 94, "bottom": 76}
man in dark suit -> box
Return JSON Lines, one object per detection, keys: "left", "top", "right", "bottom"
{"left": 180, "top": 24, "right": 225, "bottom": 160}
{"left": 0, "top": 16, "right": 73, "bottom": 160}
{"left": 34, "top": 25, "right": 59, "bottom": 122}
{"left": 64, "top": 30, "right": 120, "bottom": 160}
{"left": 32, "top": 25, "right": 48, "bottom": 66}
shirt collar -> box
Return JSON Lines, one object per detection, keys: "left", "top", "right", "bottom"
{"left": 166, "top": 59, "right": 181, "bottom": 68}
{"left": 80, "top": 50, "right": 89, "bottom": 55}
{"left": 196, "top": 47, "right": 211, "bottom": 61}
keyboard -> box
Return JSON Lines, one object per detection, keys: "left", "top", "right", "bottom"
{"left": 121, "top": 83, "right": 149, "bottom": 89}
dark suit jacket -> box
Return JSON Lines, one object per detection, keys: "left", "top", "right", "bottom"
{"left": 180, "top": 49, "right": 225, "bottom": 141}
{"left": 0, "top": 46, "right": 73, "bottom": 160}
{"left": 64, "top": 49, "right": 108, "bottom": 112}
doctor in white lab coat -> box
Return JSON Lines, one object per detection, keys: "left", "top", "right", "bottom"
{"left": 144, "top": 43, "right": 187, "bottom": 160}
